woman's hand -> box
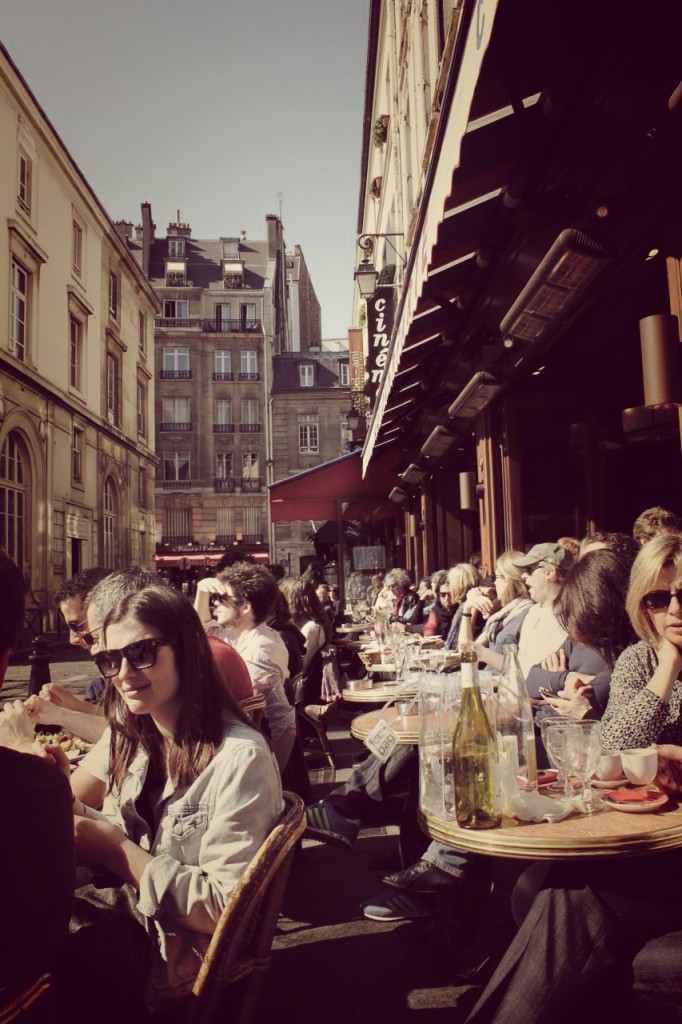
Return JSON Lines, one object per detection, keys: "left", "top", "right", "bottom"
{"left": 657, "top": 636, "right": 682, "bottom": 674}
{"left": 41, "top": 742, "right": 73, "bottom": 783}
{"left": 654, "top": 744, "right": 682, "bottom": 795}
{"left": 541, "top": 648, "right": 565, "bottom": 672}
{"left": 73, "top": 815, "right": 152, "bottom": 886}
{"left": 463, "top": 588, "right": 497, "bottom": 621}
{"left": 0, "top": 699, "right": 37, "bottom": 753}
{"left": 541, "top": 685, "right": 597, "bottom": 721}
{"left": 25, "top": 694, "right": 64, "bottom": 726}
{"left": 38, "top": 682, "right": 88, "bottom": 713}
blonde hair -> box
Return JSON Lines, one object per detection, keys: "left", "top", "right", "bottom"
{"left": 448, "top": 563, "right": 480, "bottom": 604}
{"left": 626, "top": 532, "right": 682, "bottom": 645}
{"left": 494, "top": 550, "right": 530, "bottom": 607}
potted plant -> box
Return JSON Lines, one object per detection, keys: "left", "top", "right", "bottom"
{"left": 372, "top": 114, "right": 389, "bottom": 148}
{"left": 368, "top": 176, "right": 383, "bottom": 201}
{"left": 377, "top": 263, "right": 396, "bottom": 286}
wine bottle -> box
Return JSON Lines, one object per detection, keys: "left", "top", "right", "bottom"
{"left": 496, "top": 643, "right": 538, "bottom": 791}
{"left": 452, "top": 649, "right": 502, "bottom": 829}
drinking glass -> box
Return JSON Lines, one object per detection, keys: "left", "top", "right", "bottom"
{"left": 540, "top": 719, "right": 573, "bottom": 797}
{"left": 564, "top": 721, "right": 603, "bottom": 813}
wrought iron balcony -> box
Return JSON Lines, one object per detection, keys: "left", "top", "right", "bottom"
{"left": 155, "top": 317, "right": 200, "bottom": 329}
{"left": 213, "top": 423, "right": 235, "bottom": 432}
{"left": 161, "top": 480, "right": 193, "bottom": 490}
{"left": 160, "top": 422, "right": 192, "bottom": 432}
{"left": 239, "top": 423, "right": 262, "bottom": 433}
{"left": 239, "top": 478, "right": 262, "bottom": 493}
{"left": 212, "top": 372, "right": 234, "bottom": 381}
{"left": 160, "top": 369, "right": 192, "bottom": 379}
{"left": 165, "top": 273, "right": 186, "bottom": 287}
{"left": 242, "top": 534, "right": 264, "bottom": 543}
{"left": 214, "top": 478, "right": 236, "bottom": 493}
{"left": 238, "top": 372, "right": 261, "bottom": 381}
{"left": 201, "top": 319, "right": 261, "bottom": 334}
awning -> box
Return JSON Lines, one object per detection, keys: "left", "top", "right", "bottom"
{"left": 268, "top": 449, "right": 401, "bottom": 523}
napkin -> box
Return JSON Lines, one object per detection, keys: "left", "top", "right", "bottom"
{"left": 499, "top": 755, "right": 582, "bottom": 822}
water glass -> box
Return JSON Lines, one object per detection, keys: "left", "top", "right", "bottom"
{"left": 564, "top": 721, "right": 603, "bottom": 813}
{"left": 539, "top": 719, "right": 573, "bottom": 797}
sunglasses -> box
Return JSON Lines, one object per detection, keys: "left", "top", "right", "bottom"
{"left": 642, "top": 589, "right": 682, "bottom": 611}
{"left": 217, "top": 592, "right": 243, "bottom": 607}
{"left": 438, "top": 590, "right": 451, "bottom": 597}
{"left": 66, "top": 618, "right": 101, "bottom": 648}
{"left": 93, "top": 637, "right": 170, "bottom": 679}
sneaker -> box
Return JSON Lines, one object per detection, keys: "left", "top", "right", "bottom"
{"left": 362, "top": 887, "right": 435, "bottom": 922}
{"left": 304, "top": 800, "right": 359, "bottom": 849}
{"left": 383, "top": 859, "right": 458, "bottom": 894}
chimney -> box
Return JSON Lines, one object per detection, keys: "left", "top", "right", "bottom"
{"left": 140, "top": 202, "right": 156, "bottom": 277}
{"left": 113, "top": 220, "right": 133, "bottom": 241}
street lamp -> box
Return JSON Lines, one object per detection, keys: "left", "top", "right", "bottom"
{"left": 346, "top": 407, "right": 361, "bottom": 431}
{"left": 354, "top": 233, "right": 405, "bottom": 299}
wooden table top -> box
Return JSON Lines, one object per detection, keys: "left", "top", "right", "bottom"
{"left": 336, "top": 623, "right": 373, "bottom": 635}
{"left": 420, "top": 796, "right": 682, "bottom": 860}
{"left": 350, "top": 706, "right": 420, "bottom": 744}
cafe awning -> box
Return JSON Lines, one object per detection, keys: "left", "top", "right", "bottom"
{"left": 268, "top": 449, "right": 401, "bottom": 524}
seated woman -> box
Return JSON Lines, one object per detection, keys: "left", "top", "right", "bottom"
{"left": 279, "top": 576, "right": 333, "bottom": 707}
{"left": 422, "top": 570, "right": 455, "bottom": 639}
{"left": 456, "top": 551, "right": 531, "bottom": 652}
{"left": 531, "top": 547, "right": 636, "bottom": 721}
{"left": 601, "top": 530, "right": 682, "bottom": 749}
{"left": 58, "top": 584, "right": 283, "bottom": 1020}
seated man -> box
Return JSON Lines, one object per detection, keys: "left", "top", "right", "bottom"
{"left": 195, "top": 561, "right": 295, "bottom": 770}
{"left": 0, "top": 552, "right": 74, "bottom": 1010}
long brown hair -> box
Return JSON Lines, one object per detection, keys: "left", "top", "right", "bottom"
{"left": 103, "top": 585, "right": 251, "bottom": 792}
{"left": 279, "top": 576, "right": 332, "bottom": 642}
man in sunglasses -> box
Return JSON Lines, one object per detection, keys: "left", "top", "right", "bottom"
{"left": 23, "top": 569, "right": 113, "bottom": 744}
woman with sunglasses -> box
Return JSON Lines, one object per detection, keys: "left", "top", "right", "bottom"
{"left": 601, "top": 531, "right": 682, "bottom": 750}
{"left": 55, "top": 584, "right": 282, "bottom": 1019}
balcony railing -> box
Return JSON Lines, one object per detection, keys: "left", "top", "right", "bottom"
{"left": 239, "top": 423, "right": 262, "bottom": 433}
{"left": 214, "top": 478, "right": 236, "bottom": 492}
{"left": 238, "top": 372, "right": 260, "bottom": 381}
{"left": 160, "top": 422, "right": 192, "bottom": 432}
{"left": 155, "top": 317, "right": 200, "bottom": 329}
{"left": 239, "top": 478, "right": 262, "bottom": 493}
{"left": 165, "top": 273, "right": 186, "bottom": 287}
{"left": 242, "top": 533, "right": 264, "bottom": 543}
{"left": 215, "top": 534, "right": 237, "bottom": 545}
{"left": 212, "top": 372, "right": 234, "bottom": 381}
{"left": 160, "top": 369, "right": 192, "bottom": 379}
{"left": 213, "top": 423, "right": 235, "bottom": 432}
{"left": 161, "top": 480, "right": 193, "bottom": 490}
{"left": 201, "top": 319, "right": 261, "bottom": 334}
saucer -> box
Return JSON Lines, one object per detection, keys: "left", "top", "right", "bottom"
{"left": 591, "top": 775, "right": 628, "bottom": 789}
{"left": 600, "top": 788, "right": 668, "bottom": 813}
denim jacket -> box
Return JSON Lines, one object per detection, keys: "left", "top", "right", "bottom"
{"left": 80, "top": 717, "right": 283, "bottom": 1010}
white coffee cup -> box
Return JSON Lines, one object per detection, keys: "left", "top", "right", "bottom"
{"left": 596, "top": 750, "right": 622, "bottom": 781}
{"left": 620, "top": 746, "right": 658, "bottom": 786}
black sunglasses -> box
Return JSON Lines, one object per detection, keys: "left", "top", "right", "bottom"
{"left": 93, "top": 637, "right": 170, "bottom": 679}
{"left": 642, "top": 589, "right": 682, "bottom": 611}
{"left": 66, "top": 618, "right": 101, "bottom": 648}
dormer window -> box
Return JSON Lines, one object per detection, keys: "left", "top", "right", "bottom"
{"left": 168, "top": 238, "right": 185, "bottom": 258}
{"left": 221, "top": 239, "right": 239, "bottom": 260}
{"left": 222, "top": 261, "right": 244, "bottom": 289}
{"left": 299, "top": 363, "right": 314, "bottom": 387}
{"left": 165, "top": 260, "right": 186, "bottom": 286}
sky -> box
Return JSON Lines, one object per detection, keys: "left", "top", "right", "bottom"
{"left": 1, "top": 0, "right": 369, "bottom": 340}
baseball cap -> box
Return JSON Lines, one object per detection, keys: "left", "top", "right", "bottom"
{"left": 511, "top": 543, "right": 568, "bottom": 568}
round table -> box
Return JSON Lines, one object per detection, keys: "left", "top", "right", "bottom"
{"left": 420, "top": 797, "right": 682, "bottom": 860}
{"left": 336, "top": 623, "right": 372, "bottom": 636}
{"left": 342, "top": 680, "right": 418, "bottom": 703}
{"left": 350, "top": 706, "right": 420, "bottom": 744}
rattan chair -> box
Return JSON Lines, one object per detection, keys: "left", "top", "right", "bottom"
{"left": 187, "top": 791, "right": 306, "bottom": 1024}
{"left": 0, "top": 974, "right": 53, "bottom": 1024}
{"left": 285, "top": 671, "right": 336, "bottom": 772}
{"left": 238, "top": 692, "right": 266, "bottom": 730}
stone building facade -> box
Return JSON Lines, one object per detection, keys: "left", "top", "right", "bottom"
{"left": 0, "top": 44, "right": 159, "bottom": 626}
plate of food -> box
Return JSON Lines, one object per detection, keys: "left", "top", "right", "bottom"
{"left": 600, "top": 788, "right": 668, "bottom": 813}
{"left": 35, "top": 730, "right": 94, "bottom": 762}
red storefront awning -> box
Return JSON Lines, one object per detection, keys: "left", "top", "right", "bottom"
{"left": 268, "top": 449, "right": 401, "bottom": 523}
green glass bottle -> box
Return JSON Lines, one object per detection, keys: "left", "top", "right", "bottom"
{"left": 452, "top": 650, "right": 502, "bottom": 830}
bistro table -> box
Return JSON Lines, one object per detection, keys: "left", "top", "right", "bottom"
{"left": 350, "top": 705, "right": 420, "bottom": 745}
{"left": 336, "top": 623, "right": 373, "bottom": 636}
{"left": 420, "top": 797, "right": 682, "bottom": 860}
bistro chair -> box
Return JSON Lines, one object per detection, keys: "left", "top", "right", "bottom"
{"left": 286, "top": 670, "right": 336, "bottom": 772}
{"left": 238, "top": 692, "right": 266, "bottom": 731}
{"left": 187, "top": 791, "right": 306, "bottom": 1024}
{"left": 0, "top": 973, "right": 53, "bottom": 1024}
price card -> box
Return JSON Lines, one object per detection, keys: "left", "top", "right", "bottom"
{"left": 364, "top": 717, "right": 399, "bottom": 763}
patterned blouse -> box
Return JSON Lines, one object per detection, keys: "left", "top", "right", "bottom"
{"left": 600, "top": 641, "right": 682, "bottom": 749}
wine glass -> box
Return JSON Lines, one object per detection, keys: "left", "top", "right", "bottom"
{"left": 564, "top": 721, "right": 603, "bottom": 813}
{"left": 540, "top": 719, "right": 574, "bottom": 797}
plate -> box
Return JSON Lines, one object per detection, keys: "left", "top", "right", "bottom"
{"left": 591, "top": 775, "right": 628, "bottom": 789}
{"left": 600, "top": 788, "right": 668, "bottom": 813}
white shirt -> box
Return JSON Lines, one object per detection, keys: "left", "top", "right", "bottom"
{"left": 232, "top": 622, "right": 295, "bottom": 740}
{"left": 517, "top": 603, "right": 567, "bottom": 678}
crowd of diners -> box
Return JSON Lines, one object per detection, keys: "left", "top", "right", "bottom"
{"left": 2, "top": 503, "right": 682, "bottom": 1021}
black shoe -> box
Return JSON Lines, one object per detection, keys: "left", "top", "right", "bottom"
{"left": 383, "top": 859, "right": 458, "bottom": 894}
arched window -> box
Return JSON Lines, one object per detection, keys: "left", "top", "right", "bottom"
{"left": 0, "top": 431, "right": 27, "bottom": 572}
{"left": 103, "top": 478, "right": 116, "bottom": 567}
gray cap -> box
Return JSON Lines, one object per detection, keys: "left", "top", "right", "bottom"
{"left": 511, "top": 543, "right": 568, "bottom": 568}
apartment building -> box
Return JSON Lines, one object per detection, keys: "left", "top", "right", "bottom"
{"left": 0, "top": 45, "right": 159, "bottom": 625}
